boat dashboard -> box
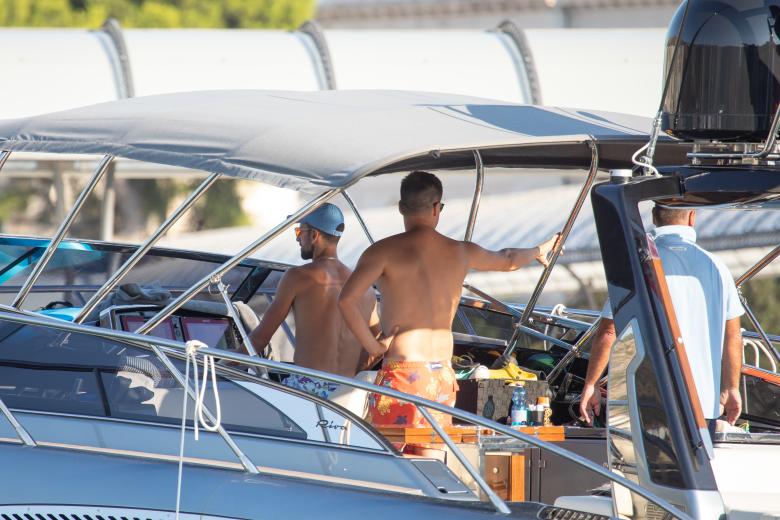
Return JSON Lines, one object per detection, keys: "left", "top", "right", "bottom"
{"left": 100, "top": 304, "right": 241, "bottom": 351}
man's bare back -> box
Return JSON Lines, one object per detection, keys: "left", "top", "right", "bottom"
{"left": 338, "top": 171, "right": 558, "bottom": 366}
{"left": 342, "top": 226, "right": 556, "bottom": 363}
{"left": 371, "top": 228, "right": 470, "bottom": 362}
{"left": 250, "top": 203, "right": 378, "bottom": 379}
{"left": 288, "top": 259, "right": 376, "bottom": 376}
{"left": 339, "top": 171, "right": 557, "bottom": 426}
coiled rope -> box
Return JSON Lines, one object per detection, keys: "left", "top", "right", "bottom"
{"left": 175, "top": 340, "right": 222, "bottom": 518}
{"left": 543, "top": 303, "right": 567, "bottom": 350}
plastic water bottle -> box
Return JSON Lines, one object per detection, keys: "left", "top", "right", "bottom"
{"left": 510, "top": 385, "right": 528, "bottom": 426}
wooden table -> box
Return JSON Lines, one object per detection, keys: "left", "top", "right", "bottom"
{"left": 376, "top": 425, "right": 564, "bottom": 445}
{"left": 375, "top": 425, "right": 565, "bottom": 501}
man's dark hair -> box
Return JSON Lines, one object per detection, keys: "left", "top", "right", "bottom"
{"left": 652, "top": 203, "right": 693, "bottom": 226}
{"left": 399, "top": 171, "right": 443, "bottom": 215}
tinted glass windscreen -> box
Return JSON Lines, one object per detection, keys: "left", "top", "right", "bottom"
{"left": 0, "top": 241, "right": 252, "bottom": 309}
{"left": 0, "top": 318, "right": 306, "bottom": 439}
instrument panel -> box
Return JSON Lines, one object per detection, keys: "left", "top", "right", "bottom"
{"left": 102, "top": 306, "right": 241, "bottom": 351}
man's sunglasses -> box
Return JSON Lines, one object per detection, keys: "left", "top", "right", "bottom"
{"left": 435, "top": 201, "right": 445, "bottom": 211}
{"left": 294, "top": 226, "right": 312, "bottom": 238}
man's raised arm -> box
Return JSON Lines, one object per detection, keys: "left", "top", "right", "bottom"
{"left": 249, "top": 270, "right": 299, "bottom": 354}
{"left": 466, "top": 234, "right": 560, "bottom": 272}
{"left": 339, "top": 247, "right": 394, "bottom": 357}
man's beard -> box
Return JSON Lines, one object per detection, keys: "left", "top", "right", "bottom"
{"left": 300, "top": 245, "right": 313, "bottom": 260}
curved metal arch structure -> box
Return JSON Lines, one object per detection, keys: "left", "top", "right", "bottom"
{"left": 298, "top": 20, "right": 338, "bottom": 90}
{"left": 495, "top": 20, "right": 542, "bottom": 105}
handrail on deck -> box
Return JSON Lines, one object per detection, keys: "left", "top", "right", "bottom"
{"left": 518, "top": 139, "right": 599, "bottom": 328}
{"left": 0, "top": 308, "right": 692, "bottom": 520}
{"left": 0, "top": 396, "right": 36, "bottom": 447}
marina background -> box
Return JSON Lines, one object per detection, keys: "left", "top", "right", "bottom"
{"left": 1, "top": 0, "right": 778, "bottom": 329}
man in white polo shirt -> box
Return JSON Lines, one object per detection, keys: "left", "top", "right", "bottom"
{"left": 580, "top": 204, "right": 744, "bottom": 426}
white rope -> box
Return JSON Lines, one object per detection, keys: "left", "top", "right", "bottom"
{"left": 542, "top": 304, "right": 568, "bottom": 350}
{"left": 551, "top": 303, "right": 567, "bottom": 317}
{"left": 174, "top": 340, "right": 223, "bottom": 519}
{"left": 631, "top": 142, "right": 660, "bottom": 177}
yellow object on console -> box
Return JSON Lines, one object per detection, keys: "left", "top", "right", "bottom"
{"left": 487, "top": 363, "right": 537, "bottom": 381}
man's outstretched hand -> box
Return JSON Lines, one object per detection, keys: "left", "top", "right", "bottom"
{"left": 536, "top": 233, "right": 562, "bottom": 268}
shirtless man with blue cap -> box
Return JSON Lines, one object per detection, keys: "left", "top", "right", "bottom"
{"left": 250, "top": 203, "right": 380, "bottom": 399}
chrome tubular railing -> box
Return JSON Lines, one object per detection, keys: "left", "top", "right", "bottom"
{"left": 463, "top": 285, "right": 593, "bottom": 334}
{"left": 464, "top": 149, "right": 484, "bottom": 242}
{"left": 74, "top": 172, "right": 220, "bottom": 323}
{"left": 0, "top": 396, "right": 36, "bottom": 447}
{"left": 417, "top": 405, "right": 510, "bottom": 515}
{"left": 0, "top": 150, "right": 11, "bottom": 171}
{"left": 735, "top": 244, "right": 780, "bottom": 288}
{"left": 0, "top": 308, "right": 692, "bottom": 520}
{"left": 12, "top": 155, "right": 113, "bottom": 309}
{"left": 733, "top": 244, "right": 780, "bottom": 367}
{"left": 148, "top": 344, "right": 259, "bottom": 474}
{"left": 520, "top": 139, "right": 599, "bottom": 327}
{"left": 739, "top": 292, "right": 780, "bottom": 368}
{"left": 342, "top": 189, "right": 375, "bottom": 244}
{"left": 136, "top": 188, "right": 341, "bottom": 335}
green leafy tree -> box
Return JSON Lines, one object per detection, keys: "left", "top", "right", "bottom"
{"left": 0, "top": 0, "right": 316, "bottom": 28}
{"left": 0, "top": 0, "right": 315, "bottom": 232}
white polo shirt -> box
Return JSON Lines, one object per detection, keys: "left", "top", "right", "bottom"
{"left": 602, "top": 225, "right": 744, "bottom": 419}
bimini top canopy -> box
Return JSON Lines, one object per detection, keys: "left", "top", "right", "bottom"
{"left": 0, "top": 89, "right": 685, "bottom": 191}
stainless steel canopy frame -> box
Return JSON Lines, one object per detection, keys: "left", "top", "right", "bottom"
{"left": 736, "top": 244, "right": 780, "bottom": 287}
{"left": 147, "top": 343, "right": 259, "bottom": 474}
{"left": 136, "top": 188, "right": 341, "bottom": 335}
{"left": 417, "top": 405, "right": 510, "bottom": 515}
{"left": 12, "top": 155, "right": 114, "bottom": 309}
{"left": 0, "top": 150, "right": 10, "bottom": 171}
{"left": 0, "top": 307, "right": 693, "bottom": 520}
{"left": 735, "top": 244, "right": 780, "bottom": 366}
{"left": 519, "top": 139, "right": 599, "bottom": 327}
{"left": 74, "top": 173, "right": 221, "bottom": 324}
{"left": 464, "top": 150, "right": 484, "bottom": 242}
{"left": 0, "top": 396, "right": 36, "bottom": 447}
{"left": 342, "top": 190, "right": 375, "bottom": 244}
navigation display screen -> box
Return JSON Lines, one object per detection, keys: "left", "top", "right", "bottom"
{"left": 121, "top": 315, "right": 177, "bottom": 340}
{"left": 181, "top": 317, "right": 230, "bottom": 348}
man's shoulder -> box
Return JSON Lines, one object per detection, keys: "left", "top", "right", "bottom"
{"left": 282, "top": 264, "right": 319, "bottom": 284}
{"left": 368, "top": 232, "right": 414, "bottom": 251}
{"left": 693, "top": 244, "right": 731, "bottom": 274}
{"left": 661, "top": 240, "right": 735, "bottom": 283}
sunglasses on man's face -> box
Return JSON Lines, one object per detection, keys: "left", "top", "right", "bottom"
{"left": 294, "top": 226, "right": 311, "bottom": 238}
{"left": 435, "top": 201, "right": 445, "bottom": 211}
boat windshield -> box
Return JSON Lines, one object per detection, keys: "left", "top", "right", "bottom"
{"left": 0, "top": 239, "right": 255, "bottom": 311}
{"left": 0, "top": 317, "right": 307, "bottom": 439}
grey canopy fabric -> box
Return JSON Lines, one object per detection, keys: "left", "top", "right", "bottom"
{"left": 0, "top": 89, "right": 659, "bottom": 191}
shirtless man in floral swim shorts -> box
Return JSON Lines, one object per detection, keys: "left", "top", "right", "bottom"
{"left": 339, "top": 171, "right": 559, "bottom": 426}
{"left": 250, "top": 203, "right": 379, "bottom": 399}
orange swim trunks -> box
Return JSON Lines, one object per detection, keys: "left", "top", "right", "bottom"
{"left": 368, "top": 360, "right": 459, "bottom": 428}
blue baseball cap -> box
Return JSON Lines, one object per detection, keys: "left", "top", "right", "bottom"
{"left": 297, "top": 203, "right": 345, "bottom": 237}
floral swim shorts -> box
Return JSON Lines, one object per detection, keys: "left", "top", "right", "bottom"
{"left": 284, "top": 374, "right": 339, "bottom": 400}
{"left": 368, "top": 360, "right": 459, "bottom": 427}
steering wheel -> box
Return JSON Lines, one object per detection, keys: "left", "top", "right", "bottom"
{"left": 41, "top": 300, "right": 76, "bottom": 310}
